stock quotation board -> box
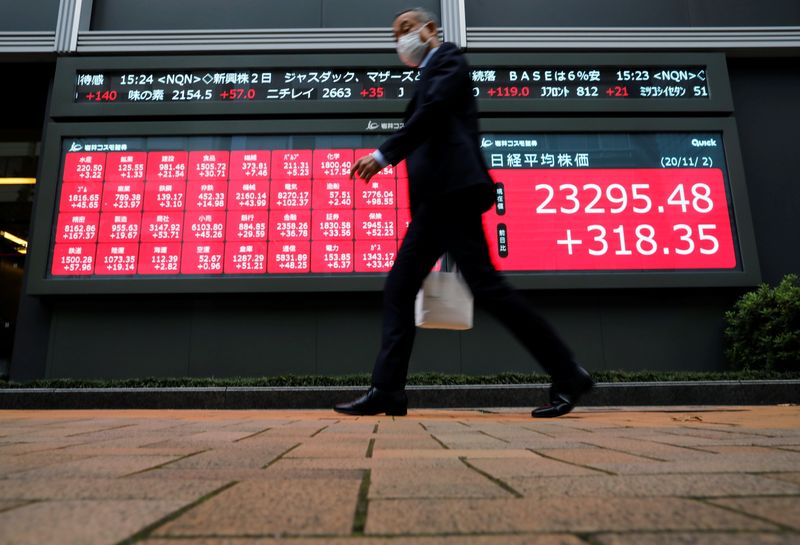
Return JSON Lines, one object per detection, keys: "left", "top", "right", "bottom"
{"left": 48, "top": 131, "right": 739, "bottom": 278}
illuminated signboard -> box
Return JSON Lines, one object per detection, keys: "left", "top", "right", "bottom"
{"left": 51, "top": 53, "right": 732, "bottom": 118}
{"left": 45, "top": 128, "right": 747, "bottom": 286}
{"left": 74, "top": 65, "right": 710, "bottom": 104}
{"left": 482, "top": 133, "right": 736, "bottom": 271}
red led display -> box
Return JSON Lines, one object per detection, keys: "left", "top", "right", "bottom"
{"left": 143, "top": 181, "right": 186, "bottom": 210}
{"left": 101, "top": 180, "right": 144, "bottom": 211}
{"left": 105, "top": 152, "right": 147, "bottom": 182}
{"left": 181, "top": 242, "right": 225, "bottom": 274}
{"left": 98, "top": 212, "right": 141, "bottom": 242}
{"left": 56, "top": 212, "right": 99, "bottom": 243}
{"left": 95, "top": 243, "right": 139, "bottom": 275}
{"left": 138, "top": 242, "right": 181, "bottom": 274}
{"left": 224, "top": 241, "right": 267, "bottom": 274}
{"left": 146, "top": 152, "right": 188, "bottom": 181}
{"left": 51, "top": 137, "right": 739, "bottom": 278}
{"left": 483, "top": 168, "right": 735, "bottom": 271}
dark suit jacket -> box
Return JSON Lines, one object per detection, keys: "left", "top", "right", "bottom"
{"left": 378, "top": 42, "right": 494, "bottom": 214}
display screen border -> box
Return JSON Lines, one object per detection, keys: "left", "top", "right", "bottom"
{"left": 50, "top": 52, "right": 733, "bottom": 118}
{"left": 26, "top": 117, "right": 759, "bottom": 295}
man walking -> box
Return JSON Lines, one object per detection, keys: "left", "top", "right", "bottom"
{"left": 335, "top": 7, "right": 593, "bottom": 418}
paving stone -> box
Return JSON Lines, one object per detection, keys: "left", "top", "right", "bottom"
{"left": 593, "top": 531, "right": 800, "bottom": 545}
{"left": 4, "top": 454, "right": 181, "bottom": 479}
{"left": 0, "top": 499, "right": 29, "bottom": 513}
{"left": 371, "top": 449, "right": 538, "bottom": 459}
{"left": 577, "top": 437, "right": 718, "bottom": 461}
{"left": 762, "top": 472, "right": 800, "bottom": 486}
{"left": 153, "top": 479, "right": 362, "bottom": 537}
{"left": 369, "top": 467, "right": 515, "bottom": 499}
{"left": 160, "top": 445, "right": 295, "bottom": 470}
{"left": 709, "top": 497, "right": 800, "bottom": 530}
{"left": 510, "top": 473, "right": 800, "bottom": 498}
{"left": 288, "top": 443, "right": 370, "bottom": 458}
{"left": 138, "top": 534, "right": 587, "bottom": 544}
{"left": 372, "top": 435, "right": 444, "bottom": 450}
{"left": 0, "top": 499, "right": 184, "bottom": 545}
{"left": 466, "top": 455, "right": 600, "bottom": 478}
{"left": 0, "top": 452, "right": 94, "bottom": 475}
{"left": 366, "top": 497, "right": 778, "bottom": 534}
{"left": 534, "top": 447, "right": 664, "bottom": 467}
{"left": 0, "top": 477, "right": 229, "bottom": 501}
{"left": 430, "top": 432, "right": 513, "bottom": 449}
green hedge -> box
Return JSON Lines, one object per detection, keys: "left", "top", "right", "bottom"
{"left": 1, "top": 370, "right": 799, "bottom": 389}
{"left": 725, "top": 274, "right": 800, "bottom": 372}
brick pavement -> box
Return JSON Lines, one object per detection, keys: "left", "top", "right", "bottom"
{"left": 0, "top": 406, "right": 799, "bottom": 545}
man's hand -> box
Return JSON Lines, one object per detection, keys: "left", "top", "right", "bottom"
{"left": 350, "top": 154, "right": 381, "bottom": 183}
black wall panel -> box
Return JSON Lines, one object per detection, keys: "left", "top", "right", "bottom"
{"left": 0, "top": 0, "right": 60, "bottom": 32}
{"left": 465, "top": 0, "right": 800, "bottom": 27}
{"left": 91, "top": 0, "right": 440, "bottom": 30}
{"left": 465, "top": 0, "right": 692, "bottom": 27}
{"left": 728, "top": 57, "right": 800, "bottom": 285}
{"left": 39, "top": 289, "right": 738, "bottom": 379}
{"left": 688, "top": 0, "right": 800, "bottom": 27}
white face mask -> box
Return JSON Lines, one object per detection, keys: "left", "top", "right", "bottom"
{"left": 396, "top": 24, "right": 431, "bottom": 68}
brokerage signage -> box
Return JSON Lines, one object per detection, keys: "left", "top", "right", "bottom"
{"left": 482, "top": 133, "right": 735, "bottom": 271}
{"left": 48, "top": 132, "right": 739, "bottom": 279}
{"left": 74, "top": 65, "right": 710, "bottom": 104}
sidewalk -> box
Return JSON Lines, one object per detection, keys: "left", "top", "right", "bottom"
{"left": 0, "top": 406, "right": 799, "bottom": 545}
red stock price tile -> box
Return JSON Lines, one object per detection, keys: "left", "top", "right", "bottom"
{"left": 143, "top": 180, "right": 186, "bottom": 211}
{"left": 310, "top": 241, "right": 354, "bottom": 273}
{"left": 101, "top": 180, "right": 144, "bottom": 211}
{"left": 313, "top": 149, "right": 354, "bottom": 179}
{"left": 355, "top": 209, "right": 396, "bottom": 240}
{"left": 186, "top": 180, "right": 228, "bottom": 210}
{"left": 63, "top": 152, "right": 106, "bottom": 182}
{"left": 51, "top": 243, "right": 96, "bottom": 276}
{"left": 224, "top": 241, "right": 267, "bottom": 274}
{"left": 98, "top": 212, "right": 141, "bottom": 243}
{"left": 138, "top": 242, "right": 182, "bottom": 274}
{"left": 146, "top": 151, "right": 188, "bottom": 181}
{"left": 271, "top": 150, "right": 311, "bottom": 180}
{"left": 228, "top": 179, "right": 269, "bottom": 210}
{"left": 357, "top": 178, "right": 397, "bottom": 208}
{"left": 270, "top": 179, "right": 311, "bottom": 210}
{"left": 59, "top": 181, "right": 103, "bottom": 212}
{"left": 226, "top": 210, "right": 268, "bottom": 241}
{"left": 183, "top": 210, "right": 226, "bottom": 242}
{"left": 105, "top": 152, "right": 147, "bottom": 182}
{"left": 312, "top": 209, "right": 354, "bottom": 240}
{"left": 229, "top": 150, "right": 270, "bottom": 180}
{"left": 355, "top": 240, "right": 396, "bottom": 273}
{"left": 95, "top": 243, "right": 139, "bottom": 275}
{"left": 269, "top": 210, "right": 311, "bottom": 241}
{"left": 55, "top": 212, "right": 99, "bottom": 243}
{"left": 141, "top": 211, "right": 183, "bottom": 242}
{"left": 312, "top": 178, "right": 354, "bottom": 209}
{"left": 181, "top": 242, "right": 225, "bottom": 274}
{"left": 268, "top": 241, "right": 310, "bottom": 274}
{"left": 188, "top": 150, "right": 229, "bottom": 181}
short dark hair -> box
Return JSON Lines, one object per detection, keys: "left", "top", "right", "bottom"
{"left": 394, "top": 7, "right": 438, "bottom": 26}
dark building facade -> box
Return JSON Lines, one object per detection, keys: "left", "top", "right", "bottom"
{"left": 2, "top": 0, "right": 799, "bottom": 381}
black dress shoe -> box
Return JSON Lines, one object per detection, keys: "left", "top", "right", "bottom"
{"left": 532, "top": 366, "right": 594, "bottom": 418}
{"left": 334, "top": 387, "right": 408, "bottom": 416}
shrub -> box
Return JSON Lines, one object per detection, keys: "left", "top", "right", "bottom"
{"left": 724, "top": 274, "right": 800, "bottom": 371}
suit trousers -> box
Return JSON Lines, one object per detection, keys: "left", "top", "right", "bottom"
{"left": 371, "top": 189, "right": 577, "bottom": 390}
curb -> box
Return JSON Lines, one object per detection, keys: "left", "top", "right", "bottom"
{"left": 0, "top": 380, "right": 798, "bottom": 409}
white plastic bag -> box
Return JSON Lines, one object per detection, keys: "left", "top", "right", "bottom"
{"left": 414, "top": 268, "right": 473, "bottom": 330}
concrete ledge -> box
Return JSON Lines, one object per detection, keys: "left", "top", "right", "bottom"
{"left": 0, "top": 380, "right": 798, "bottom": 409}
